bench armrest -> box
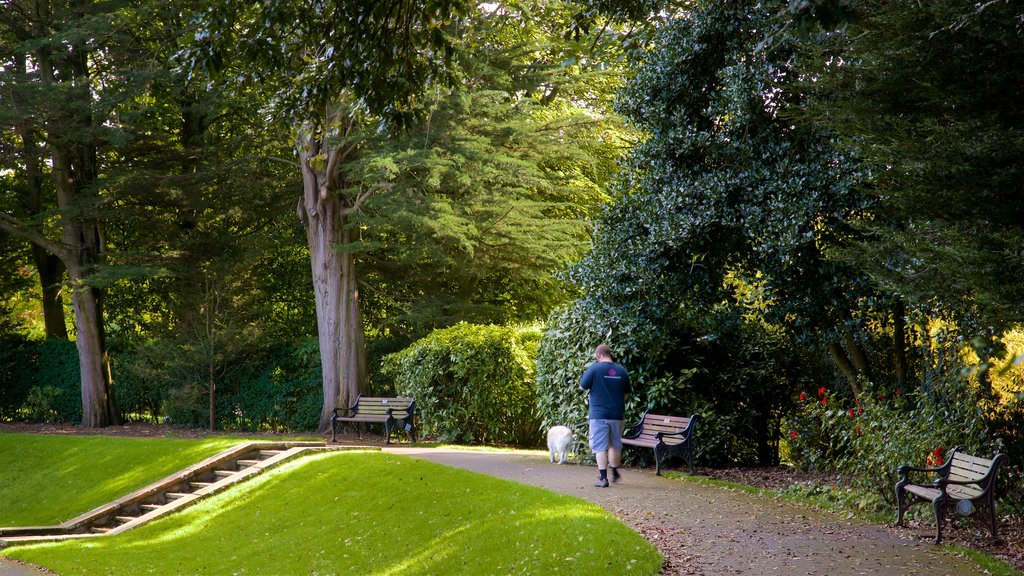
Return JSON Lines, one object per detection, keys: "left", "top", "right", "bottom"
{"left": 655, "top": 428, "right": 690, "bottom": 440}
{"left": 897, "top": 464, "right": 942, "bottom": 476}
{"left": 331, "top": 402, "right": 360, "bottom": 419}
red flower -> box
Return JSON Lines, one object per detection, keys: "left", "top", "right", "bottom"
{"left": 858, "top": 407, "right": 863, "bottom": 414}
{"left": 821, "top": 397, "right": 827, "bottom": 406}
{"left": 856, "top": 426, "right": 861, "bottom": 435}
{"left": 878, "top": 392, "right": 886, "bottom": 400}
{"left": 799, "top": 392, "right": 807, "bottom": 401}
{"left": 818, "top": 387, "right": 827, "bottom": 398}
{"left": 848, "top": 409, "right": 855, "bottom": 418}
{"left": 789, "top": 430, "right": 800, "bottom": 440}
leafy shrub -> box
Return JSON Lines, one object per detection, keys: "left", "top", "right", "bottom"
{"left": 0, "top": 338, "right": 81, "bottom": 423}
{"left": 785, "top": 378, "right": 994, "bottom": 509}
{"left": 380, "top": 323, "right": 542, "bottom": 446}
{"left": 24, "top": 385, "right": 63, "bottom": 423}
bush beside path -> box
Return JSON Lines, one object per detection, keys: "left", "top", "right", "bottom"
{"left": 385, "top": 447, "right": 988, "bottom": 576}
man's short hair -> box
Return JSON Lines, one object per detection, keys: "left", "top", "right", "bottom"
{"left": 595, "top": 344, "right": 612, "bottom": 359}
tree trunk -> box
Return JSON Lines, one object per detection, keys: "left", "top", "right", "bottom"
{"left": 297, "top": 125, "right": 370, "bottom": 434}
{"left": 33, "top": 245, "right": 68, "bottom": 339}
{"left": 893, "top": 301, "right": 907, "bottom": 389}
{"left": 828, "top": 340, "right": 863, "bottom": 397}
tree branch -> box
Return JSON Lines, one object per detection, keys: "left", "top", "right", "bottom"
{"left": 0, "top": 212, "right": 71, "bottom": 263}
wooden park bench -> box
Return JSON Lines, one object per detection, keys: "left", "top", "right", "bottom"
{"left": 895, "top": 446, "right": 1009, "bottom": 543}
{"left": 330, "top": 396, "right": 416, "bottom": 445}
{"left": 621, "top": 412, "right": 700, "bottom": 476}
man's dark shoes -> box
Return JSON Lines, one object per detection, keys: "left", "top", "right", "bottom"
{"left": 594, "top": 478, "right": 609, "bottom": 488}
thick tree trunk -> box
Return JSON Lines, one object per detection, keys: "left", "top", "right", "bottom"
{"left": 297, "top": 127, "right": 369, "bottom": 434}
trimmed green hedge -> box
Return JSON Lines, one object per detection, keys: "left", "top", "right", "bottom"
{"left": 381, "top": 323, "right": 543, "bottom": 446}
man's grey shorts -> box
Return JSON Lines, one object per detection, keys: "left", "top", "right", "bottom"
{"left": 588, "top": 419, "right": 624, "bottom": 452}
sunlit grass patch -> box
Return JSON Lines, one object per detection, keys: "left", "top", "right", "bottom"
{"left": 5, "top": 451, "right": 661, "bottom": 575}
{"left": 0, "top": 433, "right": 249, "bottom": 526}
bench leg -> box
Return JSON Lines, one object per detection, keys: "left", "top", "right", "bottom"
{"left": 986, "top": 499, "right": 1000, "bottom": 542}
{"left": 330, "top": 413, "right": 338, "bottom": 443}
{"left": 894, "top": 484, "right": 907, "bottom": 527}
{"left": 933, "top": 500, "right": 944, "bottom": 544}
{"left": 653, "top": 444, "right": 667, "bottom": 476}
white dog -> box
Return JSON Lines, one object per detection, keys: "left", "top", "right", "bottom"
{"left": 547, "top": 425, "right": 574, "bottom": 464}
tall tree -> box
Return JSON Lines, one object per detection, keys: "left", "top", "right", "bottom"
{"left": 350, "top": 1, "right": 628, "bottom": 337}
{"left": 189, "top": 0, "right": 625, "bottom": 431}
{"left": 0, "top": 0, "right": 122, "bottom": 425}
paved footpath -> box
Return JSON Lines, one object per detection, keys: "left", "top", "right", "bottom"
{"left": 0, "top": 558, "right": 50, "bottom": 576}
{"left": 386, "top": 446, "right": 987, "bottom": 576}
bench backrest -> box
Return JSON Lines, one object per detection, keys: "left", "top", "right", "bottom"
{"left": 943, "top": 449, "right": 1007, "bottom": 498}
{"left": 354, "top": 396, "right": 415, "bottom": 416}
{"left": 634, "top": 413, "right": 695, "bottom": 446}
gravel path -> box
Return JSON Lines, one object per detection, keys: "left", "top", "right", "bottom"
{"left": 385, "top": 446, "right": 986, "bottom": 576}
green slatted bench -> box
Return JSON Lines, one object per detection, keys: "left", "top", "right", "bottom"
{"left": 621, "top": 412, "right": 700, "bottom": 476}
{"left": 895, "top": 446, "right": 1008, "bottom": 543}
{"left": 330, "top": 396, "right": 416, "bottom": 445}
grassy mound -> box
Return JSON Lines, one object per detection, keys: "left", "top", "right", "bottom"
{"left": 0, "top": 433, "right": 246, "bottom": 526}
{"left": 4, "top": 451, "right": 661, "bottom": 575}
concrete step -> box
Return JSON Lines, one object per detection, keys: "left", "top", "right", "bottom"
{"left": 90, "top": 526, "right": 111, "bottom": 534}
{"left": 190, "top": 481, "right": 213, "bottom": 490}
{"left": 113, "top": 515, "right": 137, "bottom": 524}
{"left": 140, "top": 504, "right": 163, "bottom": 513}
{"left": 237, "top": 459, "right": 260, "bottom": 468}
{"left": 165, "top": 492, "right": 189, "bottom": 500}
{"left": 258, "top": 450, "right": 284, "bottom": 458}
{"left": 213, "top": 469, "right": 235, "bottom": 479}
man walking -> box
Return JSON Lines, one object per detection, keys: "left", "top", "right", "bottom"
{"left": 580, "top": 344, "right": 631, "bottom": 487}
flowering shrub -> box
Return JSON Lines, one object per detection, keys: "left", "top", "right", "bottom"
{"left": 785, "top": 376, "right": 995, "bottom": 509}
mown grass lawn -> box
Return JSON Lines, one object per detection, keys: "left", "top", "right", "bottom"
{"left": 4, "top": 451, "right": 661, "bottom": 575}
{"left": 0, "top": 433, "right": 252, "bottom": 526}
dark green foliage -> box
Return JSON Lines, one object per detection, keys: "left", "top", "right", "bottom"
{"left": 799, "top": 0, "right": 1024, "bottom": 331}
{"left": 536, "top": 0, "right": 866, "bottom": 465}
{"left": 145, "top": 338, "right": 322, "bottom": 432}
{"left": 345, "top": 0, "right": 628, "bottom": 338}
{"left": 381, "top": 323, "right": 543, "bottom": 446}
{"left": 0, "top": 338, "right": 81, "bottom": 423}
{"left": 185, "top": 0, "right": 473, "bottom": 128}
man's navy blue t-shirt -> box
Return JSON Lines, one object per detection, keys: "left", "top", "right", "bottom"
{"left": 580, "top": 361, "right": 631, "bottom": 420}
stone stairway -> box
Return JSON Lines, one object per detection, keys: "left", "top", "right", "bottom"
{"left": 0, "top": 442, "right": 360, "bottom": 547}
